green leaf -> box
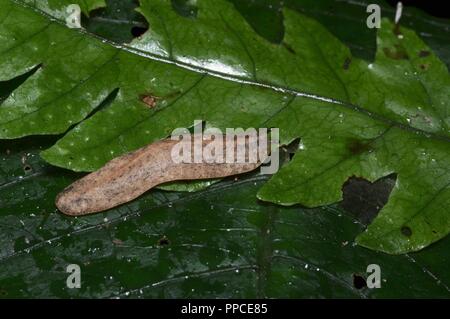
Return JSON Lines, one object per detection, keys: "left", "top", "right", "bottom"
{"left": 158, "top": 178, "right": 220, "bottom": 192}
{"left": 82, "top": 0, "right": 147, "bottom": 44}
{"left": 1, "top": 0, "right": 450, "bottom": 298}
{"left": 0, "top": 0, "right": 449, "bottom": 255}
{"left": 1, "top": 137, "right": 449, "bottom": 297}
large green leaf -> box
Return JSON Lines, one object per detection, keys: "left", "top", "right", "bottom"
{"left": 1, "top": 136, "right": 449, "bottom": 297}
{"left": 1, "top": 0, "right": 448, "bottom": 254}
{"left": 1, "top": 0, "right": 450, "bottom": 298}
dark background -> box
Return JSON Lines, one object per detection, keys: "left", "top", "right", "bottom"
{"left": 386, "top": 0, "right": 450, "bottom": 18}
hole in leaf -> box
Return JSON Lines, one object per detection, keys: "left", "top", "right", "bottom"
{"left": 401, "top": 226, "right": 412, "bottom": 237}
{"left": 340, "top": 174, "right": 396, "bottom": 225}
{"left": 23, "top": 164, "right": 32, "bottom": 173}
{"left": 158, "top": 236, "right": 170, "bottom": 247}
{"left": 131, "top": 25, "right": 148, "bottom": 38}
{"left": 353, "top": 274, "right": 367, "bottom": 289}
{"left": 81, "top": 0, "right": 148, "bottom": 43}
{"left": 278, "top": 138, "right": 300, "bottom": 163}
{"left": 286, "top": 137, "right": 301, "bottom": 153}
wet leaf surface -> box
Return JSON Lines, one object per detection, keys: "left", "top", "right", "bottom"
{"left": 0, "top": 0, "right": 450, "bottom": 297}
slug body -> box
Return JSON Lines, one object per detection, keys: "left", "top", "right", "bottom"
{"left": 56, "top": 135, "right": 266, "bottom": 216}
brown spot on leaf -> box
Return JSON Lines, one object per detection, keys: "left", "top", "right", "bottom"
{"left": 418, "top": 50, "right": 430, "bottom": 57}
{"left": 282, "top": 42, "right": 296, "bottom": 54}
{"left": 346, "top": 139, "right": 372, "bottom": 155}
{"left": 401, "top": 226, "right": 412, "bottom": 237}
{"left": 383, "top": 45, "right": 409, "bottom": 60}
{"left": 393, "top": 24, "right": 402, "bottom": 36}
{"left": 140, "top": 94, "right": 159, "bottom": 108}
{"left": 420, "top": 63, "right": 430, "bottom": 71}
{"left": 343, "top": 57, "right": 351, "bottom": 70}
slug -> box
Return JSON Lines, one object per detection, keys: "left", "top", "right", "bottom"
{"left": 56, "top": 134, "right": 267, "bottom": 216}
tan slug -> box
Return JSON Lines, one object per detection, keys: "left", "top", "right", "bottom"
{"left": 56, "top": 134, "right": 267, "bottom": 216}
